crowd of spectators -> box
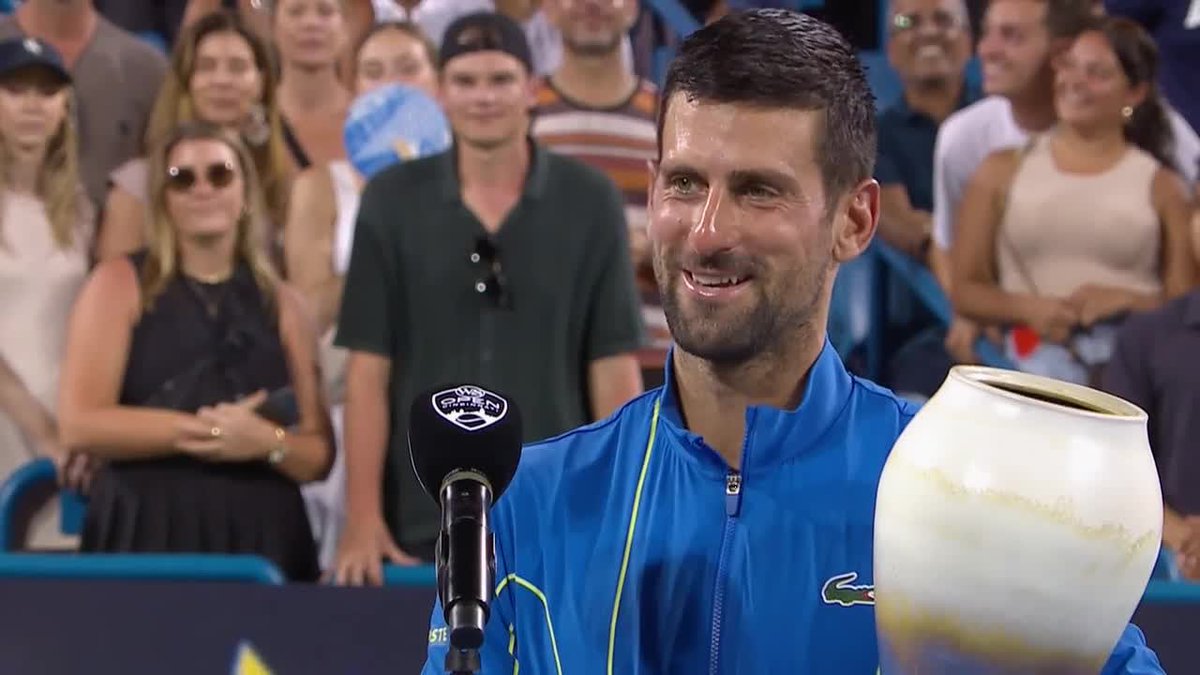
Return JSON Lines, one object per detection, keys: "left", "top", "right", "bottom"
{"left": 0, "top": 0, "right": 1196, "bottom": 584}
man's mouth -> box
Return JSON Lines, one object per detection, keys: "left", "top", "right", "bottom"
{"left": 915, "top": 44, "right": 947, "bottom": 59}
{"left": 683, "top": 270, "right": 752, "bottom": 296}
{"left": 689, "top": 273, "right": 745, "bottom": 287}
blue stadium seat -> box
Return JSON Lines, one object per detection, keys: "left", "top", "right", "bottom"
{"left": 1153, "top": 546, "right": 1182, "bottom": 581}
{"left": 136, "top": 31, "right": 169, "bottom": 56}
{"left": 0, "top": 458, "right": 84, "bottom": 551}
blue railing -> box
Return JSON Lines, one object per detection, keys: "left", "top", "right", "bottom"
{"left": 0, "top": 458, "right": 84, "bottom": 550}
{"left": 0, "top": 458, "right": 1197, "bottom": 604}
{"left": 0, "top": 552, "right": 286, "bottom": 584}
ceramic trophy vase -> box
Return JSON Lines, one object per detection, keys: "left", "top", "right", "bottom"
{"left": 874, "top": 366, "right": 1162, "bottom": 674}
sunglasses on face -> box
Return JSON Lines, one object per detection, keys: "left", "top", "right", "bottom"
{"left": 470, "top": 235, "right": 512, "bottom": 310}
{"left": 166, "top": 161, "right": 237, "bottom": 192}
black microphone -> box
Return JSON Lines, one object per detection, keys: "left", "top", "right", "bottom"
{"left": 409, "top": 384, "right": 522, "bottom": 674}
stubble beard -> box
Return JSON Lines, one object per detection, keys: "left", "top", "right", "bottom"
{"left": 653, "top": 250, "right": 827, "bottom": 368}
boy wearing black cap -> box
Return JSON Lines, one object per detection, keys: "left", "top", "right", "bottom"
{"left": 332, "top": 12, "right": 646, "bottom": 585}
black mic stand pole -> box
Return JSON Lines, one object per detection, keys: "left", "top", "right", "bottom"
{"left": 445, "top": 649, "right": 481, "bottom": 675}
{"left": 440, "top": 476, "right": 494, "bottom": 675}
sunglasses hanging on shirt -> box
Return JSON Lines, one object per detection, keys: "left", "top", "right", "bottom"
{"left": 470, "top": 235, "right": 512, "bottom": 310}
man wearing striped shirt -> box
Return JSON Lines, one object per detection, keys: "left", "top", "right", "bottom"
{"left": 532, "top": 0, "right": 669, "bottom": 384}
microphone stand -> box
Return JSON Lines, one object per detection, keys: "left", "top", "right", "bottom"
{"left": 445, "top": 648, "right": 480, "bottom": 674}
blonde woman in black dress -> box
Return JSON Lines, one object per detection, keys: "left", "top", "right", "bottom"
{"left": 58, "top": 121, "right": 332, "bottom": 581}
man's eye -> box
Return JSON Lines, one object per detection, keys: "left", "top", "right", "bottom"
{"left": 669, "top": 176, "right": 696, "bottom": 193}
{"left": 744, "top": 184, "right": 775, "bottom": 199}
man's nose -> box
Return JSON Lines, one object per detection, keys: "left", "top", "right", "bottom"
{"left": 977, "top": 32, "right": 1000, "bottom": 59}
{"left": 687, "top": 188, "right": 740, "bottom": 256}
{"left": 915, "top": 16, "right": 941, "bottom": 40}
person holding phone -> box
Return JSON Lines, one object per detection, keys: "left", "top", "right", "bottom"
{"left": 57, "top": 121, "right": 333, "bottom": 582}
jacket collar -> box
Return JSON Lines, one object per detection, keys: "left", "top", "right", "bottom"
{"left": 657, "top": 338, "right": 854, "bottom": 474}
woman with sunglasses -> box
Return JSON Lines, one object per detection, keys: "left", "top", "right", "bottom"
{"left": 97, "top": 10, "right": 291, "bottom": 266}
{"left": 57, "top": 121, "right": 332, "bottom": 582}
{"left": 0, "top": 38, "right": 94, "bottom": 549}
{"left": 282, "top": 19, "right": 438, "bottom": 572}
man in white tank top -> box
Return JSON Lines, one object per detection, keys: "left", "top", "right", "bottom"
{"left": 929, "top": 0, "right": 1200, "bottom": 360}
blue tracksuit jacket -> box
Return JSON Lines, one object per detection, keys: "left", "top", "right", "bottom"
{"left": 423, "top": 342, "right": 1164, "bottom": 673}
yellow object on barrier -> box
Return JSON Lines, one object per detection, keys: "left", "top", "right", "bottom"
{"left": 232, "top": 641, "right": 273, "bottom": 675}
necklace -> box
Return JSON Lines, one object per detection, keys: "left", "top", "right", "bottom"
{"left": 185, "top": 269, "right": 234, "bottom": 284}
{"left": 183, "top": 275, "right": 233, "bottom": 319}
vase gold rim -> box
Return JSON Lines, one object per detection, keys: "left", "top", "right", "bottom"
{"left": 947, "top": 365, "right": 1148, "bottom": 421}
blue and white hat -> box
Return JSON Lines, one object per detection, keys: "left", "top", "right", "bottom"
{"left": 0, "top": 37, "right": 70, "bottom": 84}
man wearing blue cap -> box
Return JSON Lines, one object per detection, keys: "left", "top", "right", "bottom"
{"left": 421, "top": 8, "right": 1165, "bottom": 673}
{"left": 334, "top": 12, "right": 645, "bottom": 584}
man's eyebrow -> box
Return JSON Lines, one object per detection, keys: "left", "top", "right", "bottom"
{"left": 727, "top": 168, "right": 799, "bottom": 191}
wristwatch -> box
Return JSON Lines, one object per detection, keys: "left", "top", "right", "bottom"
{"left": 267, "top": 427, "right": 288, "bottom": 465}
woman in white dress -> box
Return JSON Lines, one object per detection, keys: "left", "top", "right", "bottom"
{"left": 0, "top": 38, "right": 94, "bottom": 548}
{"left": 283, "top": 21, "right": 439, "bottom": 571}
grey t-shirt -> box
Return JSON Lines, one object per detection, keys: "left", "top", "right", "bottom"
{"left": 0, "top": 15, "right": 167, "bottom": 209}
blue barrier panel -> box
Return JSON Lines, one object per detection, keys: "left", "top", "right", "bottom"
{"left": 0, "top": 552, "right": 287, "bottom": 584}
{"left": 1143, "top": 579, "right": 1200, "bottom": 604}
{"left": 0, "top": 573, "right": 1190, "bottom": 673}
{"left": 384, "top": 562, "right": 437, "bottom": 587}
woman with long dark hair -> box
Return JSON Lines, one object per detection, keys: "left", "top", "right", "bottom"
{"left": 952, "top": 16, "right": 1196, "bottom": 386}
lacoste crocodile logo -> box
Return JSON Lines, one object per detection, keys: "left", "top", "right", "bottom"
{"left": 821, "top": 572, "right": 875, "bottom": 607}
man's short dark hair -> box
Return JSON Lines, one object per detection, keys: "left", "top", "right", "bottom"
{"left": 658, "top": 9, "right": 876, "bottom": 204}
{"left": 1041, "top": 0, "right": 1096, "bottom": 39}
{"left": 987, "top": 0, "right": 1094, "bottom": 39}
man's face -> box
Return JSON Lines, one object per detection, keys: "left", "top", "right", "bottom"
{"left": 439, "top": 51, "right": 533, "bottom": 150}
{"left": 977, "top": 0, "right": 1054, "bottom": 97}
{"left": 545, "top": 0, "right": 638, "bottom": 56}
{"left": 886, "top": 0, "right": 972, "bottom": 88}
{"left": 648, "top": 96, "right": 852, "bottom": 365}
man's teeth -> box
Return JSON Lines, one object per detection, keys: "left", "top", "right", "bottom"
{"left": 692, "top": 273, "right": 744, "bottom": 287}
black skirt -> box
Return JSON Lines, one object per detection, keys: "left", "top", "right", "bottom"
{"left": 81, "top": 456, "right": 320, "bottom": 583}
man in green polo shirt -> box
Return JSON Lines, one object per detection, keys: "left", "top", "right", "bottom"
{"left": 331, "top": 11, "right": 646, "bottom": 585}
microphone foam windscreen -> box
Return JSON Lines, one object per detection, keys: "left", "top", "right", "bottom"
{"left": 408, "top": 384, "right": 523, "bottom": 503}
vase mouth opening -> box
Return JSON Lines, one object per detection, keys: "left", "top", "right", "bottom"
{"left": 949, "top": 366, "right": 1146, "bottom": 419}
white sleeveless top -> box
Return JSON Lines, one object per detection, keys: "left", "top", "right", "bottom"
{"left": 0, "top": 191, "right": 91, "bottom": 548}
{"left": 328, "top": 160, "right": 362, "bottom": 276}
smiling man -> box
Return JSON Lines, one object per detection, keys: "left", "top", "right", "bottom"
{"left": 871, "top": 0, "right": 975, "bottom": 397}
{"left": 421, "top": 9, "right": 1164, "bottom": 674}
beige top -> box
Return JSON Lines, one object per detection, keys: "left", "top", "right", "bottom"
{"left": 110, "top": 156, "right": 148, "bottom": 202}
{"left": 997, "top": 134, "right": 1163, "bottom": 299}
{"left": 0, "top": 192, "right": 91, "bottom": 548}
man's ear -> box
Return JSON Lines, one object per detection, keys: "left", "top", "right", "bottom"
{"left": 831, "top": 178, "right": 880, "bottom": 263}
{"left": 526, "top": 75, "right": 540, "bottom": 109}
